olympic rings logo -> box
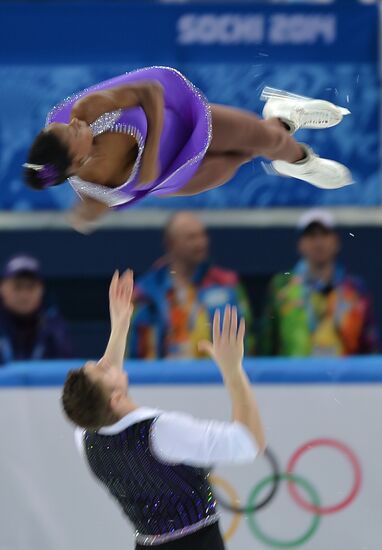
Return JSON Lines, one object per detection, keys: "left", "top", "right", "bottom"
{"left": 210, "top": 438, "right": 362, "bottom": 548}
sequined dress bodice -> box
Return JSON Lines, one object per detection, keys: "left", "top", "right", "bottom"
{"left": 83, "top": 418, "right": 218, "bottom": 546}
{"left": 46, "top": 66, "right": 211, "bottom": 208}
{"left": 69, "top": 108, "right": 148, "bottom": 207}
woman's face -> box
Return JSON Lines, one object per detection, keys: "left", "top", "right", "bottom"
{"left": 47, "top": 118, "right": 93, "bottom": 171}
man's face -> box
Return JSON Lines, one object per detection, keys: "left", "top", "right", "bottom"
{"left": 0, "top": 276, "right": 44, "bottom": 315}
{"left": 298, "top": 226, "right": 340, "bottom": 267}
{"left": 84, "top": 361, "right": 128, "bottom": 411}
{"left": 169, "top": 219, "right": 209, "bottom": 266}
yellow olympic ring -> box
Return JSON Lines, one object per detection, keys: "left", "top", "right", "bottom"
{"left": 210, "top": 474, "right": 241, "bottom": 541}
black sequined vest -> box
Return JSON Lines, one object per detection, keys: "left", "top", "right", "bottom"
{"left": 83, "top": 418, "right": 218, "bottom": 545}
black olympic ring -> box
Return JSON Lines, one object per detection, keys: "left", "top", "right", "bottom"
{"left": 212, "top": 447, "right": 281, "bottom": 514}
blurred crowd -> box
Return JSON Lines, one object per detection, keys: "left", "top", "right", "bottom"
{"left": 0, "top": 255, "right": 72, "bottom": 363}
{"left": 0, "top": 208, "right": 379, "bottom": 365}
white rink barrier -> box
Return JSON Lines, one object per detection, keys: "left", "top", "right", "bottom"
{"left": 1, "top": 358, "right": 381, "bottom": 550}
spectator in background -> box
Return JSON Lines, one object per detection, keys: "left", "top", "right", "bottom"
{"left": 0, "top": 255, "right": 72, "bottom": 364}
{"left": 129, "top": 211, "right": 254, "bottom": 358}
{"left": 260, "top": 209, "right": 379, "bottom": 357}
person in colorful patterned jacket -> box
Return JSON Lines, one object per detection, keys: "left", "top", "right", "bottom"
{"left": 260, "top": 209, "right": 380, "bottom": 357}
{"left": 128, "top": 211, "right": 254, "bottom": 358}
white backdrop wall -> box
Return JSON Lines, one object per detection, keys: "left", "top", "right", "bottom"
{"left": 1, "top": 382, "right": 381, "bottom": 550}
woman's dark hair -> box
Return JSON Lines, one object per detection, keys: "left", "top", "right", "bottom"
{"left": 23, "top": 130, "right": 72, "bottom": 190}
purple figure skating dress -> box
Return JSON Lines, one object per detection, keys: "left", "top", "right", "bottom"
{"left": 46, "top": 66, "right": 212, "bottom": 208}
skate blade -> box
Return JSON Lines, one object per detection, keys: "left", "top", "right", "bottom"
{"left": 260, "top": 86, "right": 312, "bottom": 102}
{"left": 260, "top": 86, "right": 351, "bottom": 115}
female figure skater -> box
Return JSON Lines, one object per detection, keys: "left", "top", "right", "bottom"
{"left": 24, "top": 67, "right": 351, "bottom": 232}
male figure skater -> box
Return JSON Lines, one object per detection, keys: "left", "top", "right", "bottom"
{"left": 62, "top": 269, "right": 265, "bottom": 549}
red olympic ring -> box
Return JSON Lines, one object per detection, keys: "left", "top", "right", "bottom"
{"left": 286, "top": 438, "right": 362, "bottom": 515}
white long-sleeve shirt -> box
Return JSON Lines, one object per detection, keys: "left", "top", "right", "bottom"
{"left": 75, "top": 407, "right": 258, "bottom": 467}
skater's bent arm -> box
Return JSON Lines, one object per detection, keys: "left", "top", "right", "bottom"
{"left": 72, "top": 83, "right": 164, "bottom": 185}
{"left": 135, "top": 84, "right": 164, "bottom": 185}
{"left": 97, "top": 270, "right": 134, "bottom": 371}
{"left": 71, "top": 81, "right": 164, "bottom": 124}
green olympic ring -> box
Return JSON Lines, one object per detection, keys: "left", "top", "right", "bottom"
{"left": 246, "top": 473, "right": 321, "bottom": 548}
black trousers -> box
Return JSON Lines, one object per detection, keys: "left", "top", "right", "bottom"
{"left": 135, "top": 522, "right": 225, "bottom": 550}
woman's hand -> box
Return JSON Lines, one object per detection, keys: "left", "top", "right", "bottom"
{"left": 134, "top": 82, "right": 164, "bottom": 187}
{"left": 136, "top": 153, "right": 160, "bottom": 186}
{"left": 67, "top": 197, "right": 109, "bottom": 234}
